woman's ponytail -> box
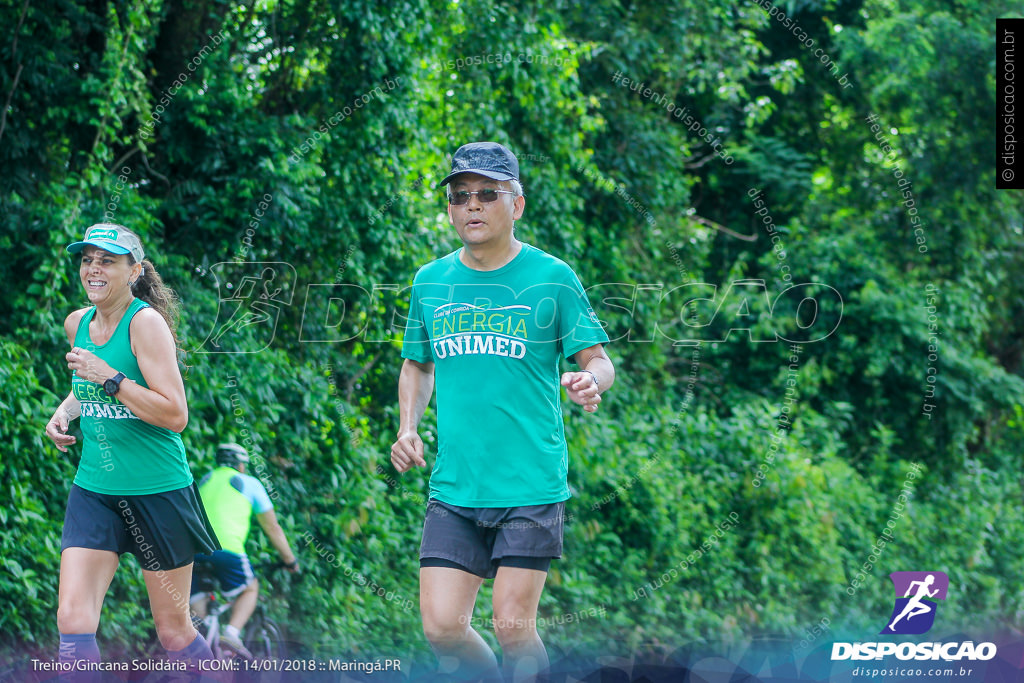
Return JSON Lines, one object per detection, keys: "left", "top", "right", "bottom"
{"left": 130, "top": 257, "right": 181, "bottom": 349}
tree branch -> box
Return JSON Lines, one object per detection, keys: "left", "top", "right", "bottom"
{"left": 0, "top": 63, "right": 23, "bottom": 146}
{"left": 689, "top": 214, "right": 758, "bottom": 242}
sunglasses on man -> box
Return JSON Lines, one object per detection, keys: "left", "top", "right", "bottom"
{"left": 447, "top": 189, "right": 516, "bottom": 205}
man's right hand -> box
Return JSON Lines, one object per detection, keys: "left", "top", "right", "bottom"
{"left": 390, "top": 429, "right": 427, "bottom": 473}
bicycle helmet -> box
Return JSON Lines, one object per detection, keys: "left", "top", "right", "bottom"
{"left": 215, "top": 442, "right": 250, "bottom": 466}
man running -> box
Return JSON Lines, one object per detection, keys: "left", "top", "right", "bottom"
{"left": 190, "top": 443, "right": 299, "bottom": 658}
{"left": 390, "top": 142, "right": 615, "bottom": 682}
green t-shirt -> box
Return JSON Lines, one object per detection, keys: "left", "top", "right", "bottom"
{"left": 71, "top": 298, "right": 192, "bottom": 495}
{"left": 402, "top": 244, "right": 609, "bottom": 507}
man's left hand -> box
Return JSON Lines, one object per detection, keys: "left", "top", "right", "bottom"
{"left": 561, "top": 371, "right": 601, "bottom": 413}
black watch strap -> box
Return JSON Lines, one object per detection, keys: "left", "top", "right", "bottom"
{"left": 104, "top": 372, "right": 127, "bottom": 397}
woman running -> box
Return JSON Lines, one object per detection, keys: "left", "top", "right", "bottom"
{"left": 44, "top": 223, "right": 219, "bottom": 671}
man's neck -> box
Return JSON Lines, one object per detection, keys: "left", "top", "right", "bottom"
{"left": 459, "top": 237, "right": 522, "bottom": 271}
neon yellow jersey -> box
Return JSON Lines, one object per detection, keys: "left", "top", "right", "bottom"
{"left": 198, "top": 467, "right": 273, "bottom": 555}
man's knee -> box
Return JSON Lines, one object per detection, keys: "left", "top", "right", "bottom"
{"left": 422, "top": 612, "right": 472, "bottom": 647}
{"left": 491, "top": 611, "right": 537, "bottom": 648}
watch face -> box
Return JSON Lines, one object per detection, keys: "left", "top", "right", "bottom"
{"left": 103, "top": 372, "right": 126, "bottom": 396}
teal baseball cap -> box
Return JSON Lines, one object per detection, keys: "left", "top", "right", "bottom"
{"left": 66, "top": 223, "right": 145, "bottom": 263}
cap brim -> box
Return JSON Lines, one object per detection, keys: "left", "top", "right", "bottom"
{"left": 66, "top": 240, "right": 131, "bottom": 255}
{"left": 438, "top": 169, "right": 516, "bottom": 187}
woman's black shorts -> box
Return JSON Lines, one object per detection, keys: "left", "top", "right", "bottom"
{"left": 61, "top": 483, "right": 220, "bottom": 571}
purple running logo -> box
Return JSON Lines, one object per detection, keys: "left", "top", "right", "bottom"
{"left": 880, "top": 571, "right": 949, "bottom": 635}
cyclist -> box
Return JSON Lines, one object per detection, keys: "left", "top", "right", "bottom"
{"left": 190, "top": 443, "right": 299, "bottom": 657}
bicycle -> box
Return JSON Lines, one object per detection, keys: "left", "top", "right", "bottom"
{"left": 190, "top": 560, "right": 290, "bottom": 661}
{"left": 140, "top": 560, "right": 290, "bottom": 665}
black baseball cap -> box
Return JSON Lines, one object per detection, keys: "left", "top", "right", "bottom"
{"left": 439, "top": 142, "right": 520, "bottom": 187}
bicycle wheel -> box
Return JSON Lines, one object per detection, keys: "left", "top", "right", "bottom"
{"left": 245, "top": 615, "right": 287, "bottom": 660}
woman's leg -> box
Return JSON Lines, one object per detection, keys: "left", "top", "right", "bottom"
{"left": 142, "top": 563, "right": 212, "bottom": 657}
{"left": 56, "top": 547, "right": 119, "bottom": 656}
{"left": 56, "top": 548, "right": 119, "bottom": 682}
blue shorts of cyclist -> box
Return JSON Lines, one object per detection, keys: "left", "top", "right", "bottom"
{"left": 190, "top": 550, "right": 255, "bottom": 600}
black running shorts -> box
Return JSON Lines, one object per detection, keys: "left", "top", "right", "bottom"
{"left": 61, "top": 483, "right": 220, "bottom": 571}
{"left": 419, "top": 498, "right": 564, "bottom": 579}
